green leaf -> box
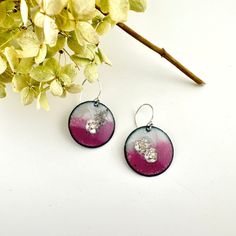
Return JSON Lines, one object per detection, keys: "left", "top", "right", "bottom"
{"left": 0, "top": 55, "right": 7, "bottom": 74}
{"left": 92, "top": 10, "right": 104, "bottom": 28}
{"left": 59, "top": 63, "right": 78, "bottom": 86}
{"left": 129, "top": 0, "right": 146, "bottom": 12}
{"left": 11, "top": 11, "right": 23, "bottom": 28}
{"left": 20, "top": 0, "right": 29, "bottom": 26}
{"left": 55, "top": 10, "right": 67, "bottom": 28}
{"left": 0, "top": 83, "right": 6, "bottom": 98}
{"left": 60, "top": 89, "right": 67, "bottom": 98}
{"left": 5, "top": 1, "right": 16, "bottom": 11}
{"left": 43, "top": 58, "right": 60, "bottom": 74}
{"left": 56, "top": 9, "right": 75, "bottom": 32}
{"left": 67, "top": 31, "right": 85, "bottom": 53}
{"left": 104, "top": 15, "right": 117, "bottom": 26}
{"left": 84, "top": 63, "right": 98, "bottom": 83}
{"left": 32, "top": 10, "right": 44, "bottom": 28}
{"left": 61, "top": 64, "right": 77, "bottom": 80}
{"left": 97, "top": 48, "right": 112, "bottom": 65}
{"left": 12, "top": 74, "right": 29, "bottom": 92}
{"left": 1, "top": 15, "right": 15, "bottom": 29}
{"left": 28, "top": 0, "right": 38, "bottom": 7}
{"left": 100, "top": 0, "right": 109, "bottom": 13}
{"left": 47, "top": 34, "right": 66, "bottom": 57}
{"left": 30, "top": 65, "right": 55, "bottom": 82}
{"left": 75, "top": 26, "right": 86, "bottom": 46}
{"left": 109, "top": 0, "right": 129, "bottom": 22}
{"left": 96, "top": 20, "right": 111, "bottom": 35}
{"left": 50, "top": 79, "right": 64, "bottom": 96}
{"left": 43, "top": 15, "right": 59, "bottom": 47}
{"left": 0, "top": 67, "right": 13, "bottom": 83}
{"left": 4, "top": 47, "right": 19, "bottom": 72}
{"left": 37, "top": 91, "right": 50, "bottom": 111}
{"left": 43, "top": 0, "right": 68, "bottom": 16}
{"left": 20, "top": 87, "right": 34, "bottom": 105}
{"left": 59, "top": 73, "right": 72, "bottom": 86}
{"left": 34, "top": 26, "right": 44, "bottom": 42}
{"left": 71, "top": 55, "right": 91, "bottom": 67}
{"left": 76, "top": 21, "right": 99, "bottom": 44}
{"left": 35, "top": 44, "right": 47, "bottom": 64}
{"left": 93, "top": 54, "right": 102, "bottom": 65}
{"left": 66, "top": 84, "right": 83, "bottom": 93}
{"left": 69, "top": 0, "right": 95, "bottom": 20}
{"left": 17, "top": 30, "right": 40, "bottom": 58}
{"left": 16, "top": 58, "right": 34, "bottom": 74}
{"left": 77, "top": 46, "right": 95, "bottom": 60}
{"left": 0, "top": 2, "right": 7, "bottom": 25}
{"left": 0, "top": 32, "right": 12, "bottom": 50}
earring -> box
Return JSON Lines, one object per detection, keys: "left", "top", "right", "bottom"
{"left": 124, "top": 104, "right": 174, "bottom": 177}
{"left": 68, "top": 79, "right": 115, "bottom": 148}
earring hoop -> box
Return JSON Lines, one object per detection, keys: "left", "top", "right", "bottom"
{"left": 79, "top": 79, "right": 102, "bottom": 103}
{"left": 134, "top": 103, "right": 154, "bottom": 131}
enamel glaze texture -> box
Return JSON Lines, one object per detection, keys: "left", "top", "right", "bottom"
{"left": 68, "top": 101, "right": 115, "bottom": 148}
{"left": 124, "top": 126, "right": 174, "bottom": 176}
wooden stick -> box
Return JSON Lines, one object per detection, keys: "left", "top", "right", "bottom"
{"left": 117, "top": 22, "right": 205, "bottom": 85}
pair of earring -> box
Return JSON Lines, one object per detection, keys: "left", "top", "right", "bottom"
{"left": 68, "top": 80, "right": 174, "bottom": 177}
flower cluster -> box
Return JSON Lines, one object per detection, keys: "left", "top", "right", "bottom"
{"left": 0, "top": 0, "right": 146, "bottom": 110}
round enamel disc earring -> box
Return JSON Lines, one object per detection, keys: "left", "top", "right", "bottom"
{"left": 124, "top": 104, "right": 174, "bottom": 177}
{"left": 68, "top": 80, "right": 115, "bottom": 148}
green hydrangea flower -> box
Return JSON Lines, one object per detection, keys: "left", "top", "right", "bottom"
{"left": 0, "top": 0, "right": 147, "bottom": 110}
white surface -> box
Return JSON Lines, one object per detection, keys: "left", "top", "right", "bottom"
{"left": 0, "top": 0, "right": 236, "bottom": 235}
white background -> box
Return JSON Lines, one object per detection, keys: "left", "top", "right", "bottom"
{"left": 0, "top": 0, "right": 236, "bottom": 235}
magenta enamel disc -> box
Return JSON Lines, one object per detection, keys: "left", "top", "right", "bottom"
{"left": 124, "top": 126, "right": 174, "bottom": 177}
{"left": 68, "top": 101, "right": 115, "bottom": 148}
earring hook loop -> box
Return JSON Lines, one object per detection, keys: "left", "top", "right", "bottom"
{"left": 135, "top": 103, "right": 154, "bottom": 129}
{"left": 79, "top": 79, "right": 102, "bottom": 104}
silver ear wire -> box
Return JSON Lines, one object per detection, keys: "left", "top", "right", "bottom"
{"left": 79, "top": 79, "right": 102, "bottom": 103}
{"left": 134, "top": 103, "right": 154, "bottom": 129}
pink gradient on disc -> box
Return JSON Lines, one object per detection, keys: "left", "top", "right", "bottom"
{"left": 124, "top": 127, "right": 174, "bottom": 176}
{"left": 68, "top": 101, "right": 115, "bottom": 148}
{"left": 70, "top": 117, "right": 115, "bottom": 147}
